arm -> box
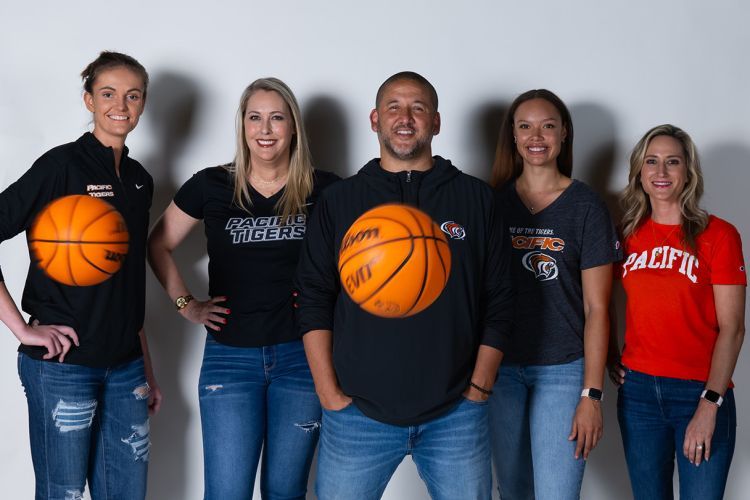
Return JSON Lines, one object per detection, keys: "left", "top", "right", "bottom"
{"left": 303, "top": 329, "right": 351, "bottom": 410}
{"left": 683, "top": 284, "right": 745, "bottom": 465}
{"left": 0, "top": 280, "right": 78, "bottom": 362}
{"left": 147, "top": 201, "right": 228, "bottom": 330}
{"left": 569, "top": 263, "right": 612, "bottom": 459}
{"left": 607, "top": 284, "right": 626, "bottom": 386}
{"left": 463, "top": 345, "right": 503, "bottom": 401}
{"left": 138, "top": 328, "right": 162, "bottom": 415}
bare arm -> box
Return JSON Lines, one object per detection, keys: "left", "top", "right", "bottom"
{"left": 0, "top": 280, "right": 78, "bottom": 362}
{"left": 138, "top": 328, "right": 162, "bottom": 416}
{"left": 683, "top": 284, "right": 745, "bottom": 465}
{"left": 569, "top": 263, "right": 612, "bottom": 459}
{"left": 463, "top": 345, "right": 503, "bottom": 401}
{"left": 147, "top": 201, "right": 228, "bottom": 330}
{"left": 303, "top": 329, "right": 351, "bottom": 410}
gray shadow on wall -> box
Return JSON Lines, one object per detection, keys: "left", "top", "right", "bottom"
{"left": 699, "top": 142, "right": 750, "bottom": 500}
{"left": 463, "top": 101, "right": 509, "bottom": 182}
{"left": 570, "top": 102, "right": 622, "bottom": 222}
{"left": 141, "top": 71, "right": 206, "bottom": 500}
{"left": 304, "top": 95, "right": 351, "bottom": 178}
{"left": 569, "top": 102, "right": 633, "bottom": 500}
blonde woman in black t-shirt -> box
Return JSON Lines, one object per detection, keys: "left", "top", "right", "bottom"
{"left": 488, "top": 89, "right": 620, "bottom": 500}
{"left": 148, "top": 78, "right": 338, "bottom": 499}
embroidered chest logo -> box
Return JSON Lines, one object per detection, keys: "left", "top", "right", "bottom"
{"left": 225, "top": 214, "right": 307, "bottom": 243}
{"left": 86, "top": 184, "right": 114, "bottom": 198}
{"left": 440, "top": 221, "right": 465, "bottom": 240}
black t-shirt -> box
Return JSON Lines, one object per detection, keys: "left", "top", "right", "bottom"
{"left": 498, "top": 179, "right": 622, "bottom": 365}
{"left": 174, "top": 166, "right": 339, "bottom": 347}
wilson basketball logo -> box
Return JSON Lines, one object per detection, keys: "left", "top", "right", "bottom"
{"left": 522, "top": 251, "right": 559, "bottom": 281}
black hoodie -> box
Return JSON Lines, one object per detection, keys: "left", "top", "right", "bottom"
{"left": 295, "top": 156, "right": 513, "bottom": 425}
{"left": 0, "top": 133, "right": 152, "bottom": 368}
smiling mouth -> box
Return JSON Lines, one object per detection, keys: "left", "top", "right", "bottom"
{"left": 256, "top": 139, "right": 277, "bottom": 147}
{"left": 527, "top": 146, "right": 547, "bottom": 153}
{"left": 652, "top": 181, "right": 673, "bottom": 187}
{"left": 108, "top": 114, "right": 129, "bottom": 121}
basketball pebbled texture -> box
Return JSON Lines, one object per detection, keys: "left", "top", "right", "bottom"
{"left": 338, "top": 203, "right": 451, "bottom": 318}
{"left": 28, "top": 195, "right": 130, "bottom": 286}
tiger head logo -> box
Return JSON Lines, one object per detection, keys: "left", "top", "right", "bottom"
{"left": 521, "top": 251, "right": 558, "bottom": 281}
{"left": 440, "top": 221, "right": 466, "bottom": 240}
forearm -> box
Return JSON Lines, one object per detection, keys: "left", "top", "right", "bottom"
{"left": 705, "top": 326, "right": 744, "bottom": 394}
{"left": 148, "top": 238, "right": 191, "bottom": 301}
{"left": 583, "top": 306, "right": 609, "bottom": 390}
{"left": 303, "top": 329, "right": 347, "bottom": 405}
{"left": 471, "top": 344, "right": 503, "bottom": 388}
{"left": 138, "top": 328, "right": 156, "bottom": 381}
{"left": 0, "top": 280, "right": 29, "bottom": 340}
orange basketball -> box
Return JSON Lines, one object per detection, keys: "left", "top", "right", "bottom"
{"left": 338, "top": 204, "right": 451, "bottom": 318}
{"left": 29, "top": 195, "right": 129, "bottom": 286}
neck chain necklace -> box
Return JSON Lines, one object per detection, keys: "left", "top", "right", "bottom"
{"left": 651, "top": 219, "right": 680, "bottom": 256}
{"left": 250, "top": 173, "right": 287, "bottom": 185}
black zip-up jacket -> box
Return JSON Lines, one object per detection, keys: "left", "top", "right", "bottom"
{"left": 0, "top": 133, "right": 153, "bottom": 367}
{"left": 295, "top": 156, "right": 513, "bottom": 425}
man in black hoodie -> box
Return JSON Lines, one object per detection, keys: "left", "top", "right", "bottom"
{"left": 295, "top": 72, "right": 513, "bottom": 499}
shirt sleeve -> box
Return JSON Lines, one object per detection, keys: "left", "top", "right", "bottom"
{"left": 173, "top": 170, "right": 206, "bottom": 219}
{"left": 480, "top": 193, "right": 515, "bottom": 352}
{"left": 580, "top": 194, "right": 623, "bottom": 270}
{"left": 709, "top": 223, "right": 747, "bottom": 285}
{"left": 0, "top": 153, "right": 62, "bottom": 246}
{"left": 294, "top": 191, "right": 340, "bottom": 334}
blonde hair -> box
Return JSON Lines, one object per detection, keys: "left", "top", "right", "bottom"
{"left": 620, "top": 124, "right": 708, "bottom": 250}
{"left": 228, "top": 78, "right": 314, "bottom": 222}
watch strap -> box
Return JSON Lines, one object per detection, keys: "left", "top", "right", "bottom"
{"left": 700, "top": 389, "right": 723, "bottom": 407}
{"left": 581, "top": 387, "right": 603, "bottom": 401}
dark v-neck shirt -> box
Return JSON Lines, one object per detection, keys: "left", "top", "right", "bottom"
{"left": 174, "top": 165, "right": 339, "bottom": 347}
{"left": 497, "top": 179, "right": 621, "bottom": 364}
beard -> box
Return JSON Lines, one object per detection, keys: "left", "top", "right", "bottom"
{"left": 379, "top": 129, "right": 432, "bottom": 161}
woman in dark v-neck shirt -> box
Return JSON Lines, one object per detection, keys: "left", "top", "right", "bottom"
{"left": 148, "top": 78, "right": 338, "bottom": 499}
{"left": 486, "top": 89, "right": 621, "bottom": 500}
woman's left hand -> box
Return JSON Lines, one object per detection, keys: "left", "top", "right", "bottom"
{"left": 683, "top": 400, "right": 718, "bottom": 466}
{"left": 569, "top": 397, "right": 603, "bottom": 460}
{"left": 146, "top": 376, "right": 163, "bottom": 416}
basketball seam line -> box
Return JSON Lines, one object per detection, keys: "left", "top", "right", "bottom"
{"left": 357, "top": 238, "right": 415, "bottom": 309}
{"left": 338, "top": 236, "right": 448, "bottom": 272}
{"left": 403, "top": 209, "right": 431, "bottom": 315}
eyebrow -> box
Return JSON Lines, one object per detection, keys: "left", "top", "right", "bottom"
{"left": 97, "top": 85, "right": 143, "bottom": 93}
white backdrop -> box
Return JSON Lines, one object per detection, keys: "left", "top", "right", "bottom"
{"left": 1, "top": 1, "right": 748, "bottom": 498}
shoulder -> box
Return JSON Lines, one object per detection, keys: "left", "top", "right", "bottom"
{"left": 569, "top": 179, "right": 605, "bottom": 203}
{"left": 702, "top": 215, "right": 742, "bottom": 242}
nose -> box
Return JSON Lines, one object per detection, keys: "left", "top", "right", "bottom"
{"left": 397, "top": 108, "right": 414, "bottom": 124}
{"left": 117, "top": 96, "right": 128, "bottom": 110}
{"left": 261, "top": 117, "right": 272, "bottom": 134}
{"left": 656, "top": 161, "right": 668, "bottom": 176}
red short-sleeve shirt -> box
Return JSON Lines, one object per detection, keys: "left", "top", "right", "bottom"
{"left": 620, "top": 215, "right": 746, "bottom": 382}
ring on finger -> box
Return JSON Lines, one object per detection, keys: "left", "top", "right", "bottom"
{"left": 696, "top": 444, "right": 704, "bottom": 450}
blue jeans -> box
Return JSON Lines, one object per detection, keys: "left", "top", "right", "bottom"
{"left": 198, "top": 337, "right": 321, "bottom": 500}
{"left": 489, "top": 358, "right": 585, "bottom": 500}
{"left": 617, "top": 368, "right": 736, "bottom": 500}
{"left": 316, "top": 397, "right": 491, "bottom": 500}
{"left": 18, "top": 353, "right": 150, "bottom": 500}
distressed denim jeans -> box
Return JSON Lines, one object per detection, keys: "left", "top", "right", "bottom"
{"left": 617, "top": 368, "right": 736, "bottom": 500}
{"left": 198, "top": 336, "right": 321, "bottom": 500}
{"left": 18, "top": 353, "right": 150, "bottom": 500}
{"left": 315, "top": 397, "right": 492, "bottom": 500}
{"left": 489, "top": 358, "right": 586, "bottom": 500}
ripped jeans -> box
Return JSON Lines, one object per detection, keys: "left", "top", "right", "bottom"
{"left": 199, "top": 336, "right": 321, "bottom": 500}
{"left": 18, "top": 353, "right": 150, "bottom": 500}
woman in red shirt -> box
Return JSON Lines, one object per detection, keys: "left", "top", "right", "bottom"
{"left": 610, "top": 124, "right": 746, "bottom": 499}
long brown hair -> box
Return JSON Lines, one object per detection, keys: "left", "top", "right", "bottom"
{"left": 490, "top": 89, "right": 574, "bottom": 188}
{"left": 228, "top": 78, "right": 314, "bottom": 222}
{"left": 620, "top": 124, "right": 708, "bottom": 250}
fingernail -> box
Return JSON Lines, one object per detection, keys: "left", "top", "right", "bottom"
{"left": 226, "top": 309, "right": 231, "bottom": 314}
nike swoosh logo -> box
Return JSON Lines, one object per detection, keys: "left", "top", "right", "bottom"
{"left": 135, "top": 184, "right": 144, "bottom": 190}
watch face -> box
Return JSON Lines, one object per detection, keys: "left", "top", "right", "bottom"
{"left": 703, "top": 390, "right": 721, "bottom": 404}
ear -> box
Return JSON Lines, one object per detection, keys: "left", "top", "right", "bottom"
{"left": 369, "top": 109, "right": 379, "bottom": 132}
{"left": 432, "top": 111, "right": 441, "bottom": 136}
{"left": 561, "top": 126, "right": 568, "bottom": 143}
{"left": 83, "top": 92, "right": 95, "bottom": 113}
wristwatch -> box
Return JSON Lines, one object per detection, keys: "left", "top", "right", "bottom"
{"left": 700, "top": 389, "right": 724, "bottom": 407}
{"left": 175, "top": 294, "right": 194, "bottom": 311}
{"left": 581, "top": 388, "right": 603, "bottom": 402}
